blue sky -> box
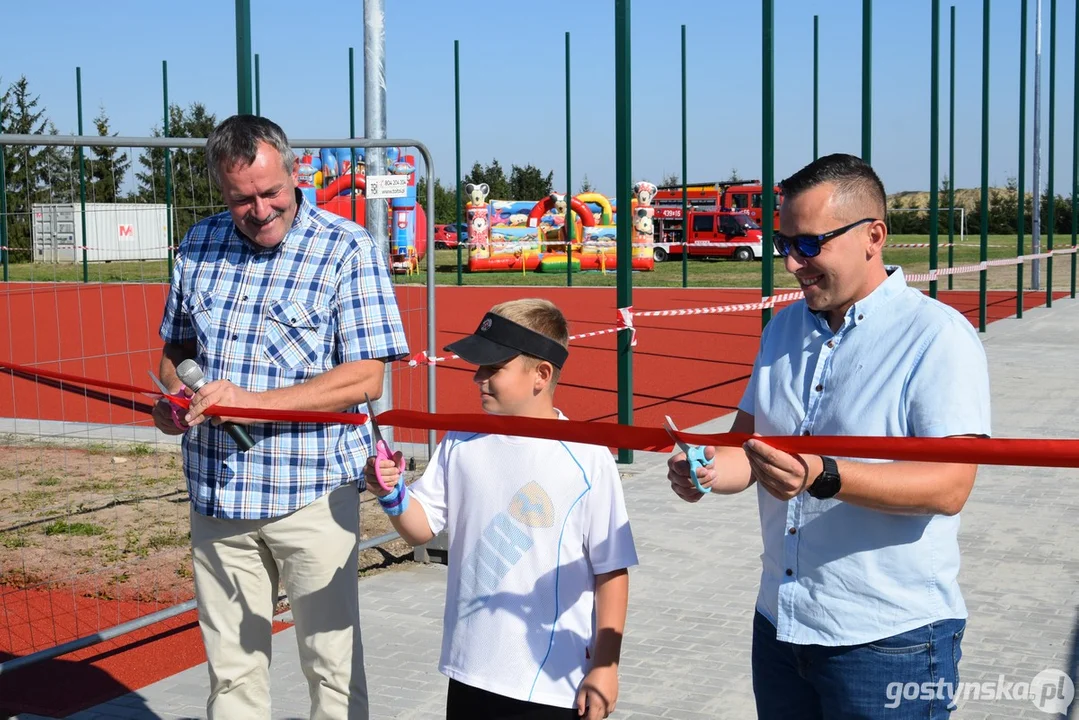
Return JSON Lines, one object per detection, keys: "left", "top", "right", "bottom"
{"left": 1, "top": 0, "right": 1076, "bottom": 199}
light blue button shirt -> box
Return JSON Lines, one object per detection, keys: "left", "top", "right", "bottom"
{"left": 738, "top": 267, "right": 991, "bottom": 646}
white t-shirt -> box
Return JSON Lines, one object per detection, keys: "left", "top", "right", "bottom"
{"left": 407, "top": 417, "right": 639, "bottom": 709}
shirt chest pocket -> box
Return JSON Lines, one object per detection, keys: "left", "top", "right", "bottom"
{"left": 263, "top": 299, "right": 328, "bottom": 370}
{"left": 186, "top": 291, "right": 218, "bottom": 353}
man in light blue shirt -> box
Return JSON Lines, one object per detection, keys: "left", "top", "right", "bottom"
{"left": 668, "top": 153, "right": 991, "bottom": 719}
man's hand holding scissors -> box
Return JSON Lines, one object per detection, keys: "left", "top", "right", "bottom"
{"left": 666, "top": 410, "right": 759, "bottom": 502}
{"left": 148, "top": 371, "right": 191, "bottom": 436}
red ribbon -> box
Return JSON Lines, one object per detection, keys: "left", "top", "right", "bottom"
{"left": 4, "top": 359, "right": 1079, "bottom": 468}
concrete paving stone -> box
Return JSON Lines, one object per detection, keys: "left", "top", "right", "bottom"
{"left": 658, "top": 708, "right": 717, "bottom": 720}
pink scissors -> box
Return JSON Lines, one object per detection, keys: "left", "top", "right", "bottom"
{"left": 149, "top": 370, "right": 188, "bottom": 430}
{"left": 366, "top": 393, "right": 404, "bottom": 493}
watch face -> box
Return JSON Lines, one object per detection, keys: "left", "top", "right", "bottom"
{"left": 810, "top": 472, "right": 840, "bottom": 499}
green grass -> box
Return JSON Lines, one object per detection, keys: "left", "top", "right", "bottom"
{"left": 83, "top": 442, "right": 113, "bottom": 455}
{"left": 71, "top": 478, "right": 121, "bottom": 493}
{"left": 4, "top": 234, "right": 1075, "bottom": 291}
{"left": 147, "top": 529, "right": 190, "bottom": 549}
{"left": 2, "top": 259, "right": 170, "bottom": 283}
{"left": 43, "top": 520, "right": 107, "bottom": 537}
{"left": 16, "top": 489, "right": 53, "bottom": 510}
{"left": 0, "top": 532, "right": 30, "bottom": 549}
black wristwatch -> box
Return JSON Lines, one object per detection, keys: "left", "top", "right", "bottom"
{"left": 807, "top": 456, "right": 841, "bottom": 499}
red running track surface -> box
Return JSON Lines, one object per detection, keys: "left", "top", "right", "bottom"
{"left": 0, "top": 281, "right": 1067, "bottom": 715}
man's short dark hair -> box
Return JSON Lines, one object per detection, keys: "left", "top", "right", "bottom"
{"left": 206, "top": 115, "right": 296, "bottom": 186}
{"left": 779, "top": 153, "right": 887, "bottom": 220}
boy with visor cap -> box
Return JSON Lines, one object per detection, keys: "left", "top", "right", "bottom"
{"left": 366, "top": 298, "right": 638, "bottom": 720}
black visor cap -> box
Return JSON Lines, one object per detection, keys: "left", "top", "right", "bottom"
{"left": 444, "top": 312, "right": 569, "bottom": 369}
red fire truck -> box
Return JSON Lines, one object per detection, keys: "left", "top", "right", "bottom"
{"left": 653, "top": 180, "right": 783, "bottom": 230}
{"left": 650, "top": 207, "right": 770, "bottom": 262}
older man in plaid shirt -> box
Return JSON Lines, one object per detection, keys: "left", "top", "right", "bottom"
{"left": 152, "top": 114, "right": 408, "bottom": 720}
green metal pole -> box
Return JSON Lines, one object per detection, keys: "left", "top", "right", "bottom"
{"left": 615, "top": 0, "right": 633, "bottom": 464}
{"left": 0, "top": 91, "right": 8, "bottom": 282}
{"left": 454, "top": 40, "right": 463, "bottom": 287}
{"left": 862, "top": 0, "right": 872, "bottom": 163}
{"left": 929, "top": 0, "right": 940, "bottom": 299}
{"left": 979, "top": 0, "right": 989, "bottom": 333}
{"left": 1072, "top": 0, "right": 1078, "bottom": 298}
{"left": 1018, "top": 0, "right": 1027, "bottom": 317}
{"left": 949, "top": 5, "right": 956, "bottom": 290}
{"left": 254, "top": 53, "right": 261, "bottom": 116}
{"left": 566, "top": 31, "right": 574, "bottom": 288}
{"left": 762, "top": 0, "right": 775, "bottom": 327}
{"left": 235, "top": 0, "right": 253, "bottom": 114}
{"left": 1047, "top": 0, "right": 1056, "bottom": 307}
{"left": 164, "top": 61, "right": 174, "bottom": 279}
{"left": 813, "top": 15, "right": 819, "bottom": 161}
{"left": 77, "top": 67, "right": 88, "bottom": 283}
{"left": 350, "top": 47, "right": 357, "bottom": 224}
{"left": 681, "top": 23, "right": 688, "bottom": 288}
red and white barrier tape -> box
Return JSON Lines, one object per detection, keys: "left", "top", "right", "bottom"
{"left": 905, "top": 246, "right": 1079, "bottom": 282}
{"left": 408, "top": 349, "right": 455, "bottom": 367}
{"left": 616, "top": 306, "right": 636, "bottom": 346}
{"left": 408, "top": 294, "right": 804, "bottom": 367}
{"left": 633, "top": 291, "right": 805, "bottom": 318}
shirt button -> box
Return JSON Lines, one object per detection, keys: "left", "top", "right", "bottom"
{"left": 785, "top": 569, "right": 794, "bottom": 576}
{"left": 232, "top": 334, "right": 239, "bottom": 340}
{"left": 221, "top": 461, "right": 227, "bottom": 468}
{"left": 826, "top": 340, "right": 835, "bottom": 348}
{"left": 815, "top": 384, "right": 823, "bottom": 392}
{"left": 789, "top": 527, "right": 797, "bottom": 535}
{"left": 857, "top": 314, "right": 864, "bottom": 321}
{"left": 242, "top": 294, "right": 249, "bottom": 301}
{"left": 802, "top": 430, "right": 811, "bottom": 436}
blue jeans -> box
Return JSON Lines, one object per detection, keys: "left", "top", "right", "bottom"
{"left": 752, "top": 611, "right": 966, "bottom": 719}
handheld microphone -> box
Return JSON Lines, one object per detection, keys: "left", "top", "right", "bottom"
{"left": 176, "top": 359, "right": 257, "bottom": 452}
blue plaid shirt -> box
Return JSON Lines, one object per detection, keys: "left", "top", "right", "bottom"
{"left": 160, "top": 190, "right": 409, "bottom": 519}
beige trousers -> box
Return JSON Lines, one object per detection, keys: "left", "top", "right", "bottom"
{"left": 190, "top": 484, "right": 368, "bottom": 719}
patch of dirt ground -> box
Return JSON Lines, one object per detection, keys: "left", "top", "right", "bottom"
{"left": 0, "top": 440, "right": 419, "bottom": 607}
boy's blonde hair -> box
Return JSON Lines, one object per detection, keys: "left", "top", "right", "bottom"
{"left": 489, "top": 298, "right": 569, "bottom": 385}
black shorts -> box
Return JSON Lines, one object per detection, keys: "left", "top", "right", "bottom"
{"left": 446, "top": 678, "right": 579, "bottom": 720}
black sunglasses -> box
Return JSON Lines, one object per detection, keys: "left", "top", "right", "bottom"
{"left": 773, "top": 218, "right": 877, "bottom": 258}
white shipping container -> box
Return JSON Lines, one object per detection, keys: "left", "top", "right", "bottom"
{"left": 32, "top": 203, "right": 171, "bottom": 263}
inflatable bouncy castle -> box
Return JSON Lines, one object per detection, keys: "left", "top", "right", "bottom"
{"left": 296, "top": 147, "right": 427, "bottom": 273}
{"left": 464, "top": 183, "right": 654, "bottom": 273}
